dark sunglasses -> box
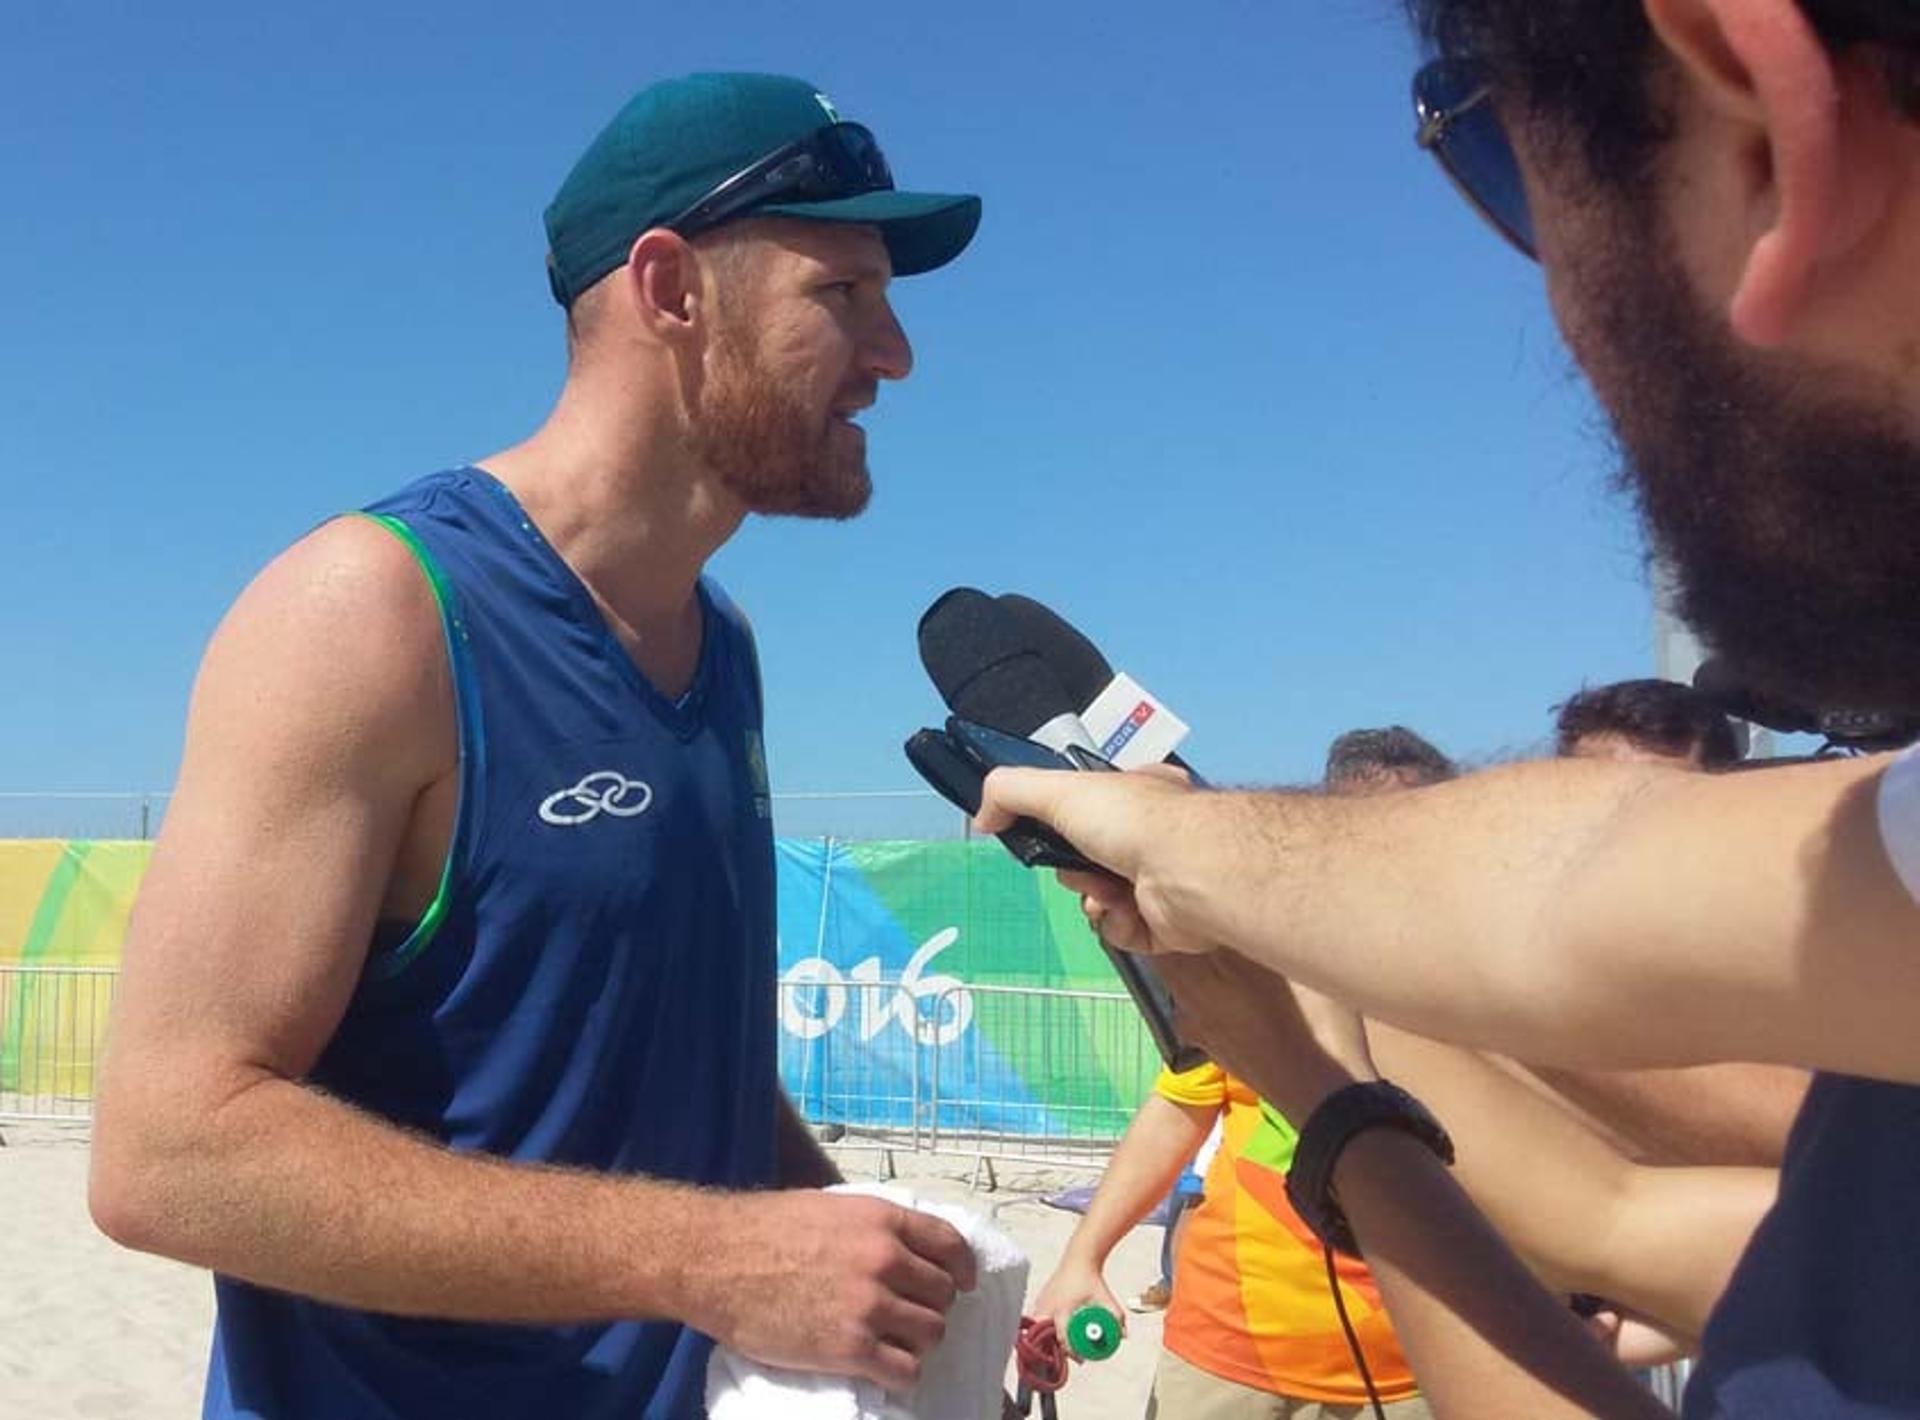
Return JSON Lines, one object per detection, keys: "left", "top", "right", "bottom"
{"left": 1413, "top": 59, "right": 1537, "bottom": 259}
{"left": 666, "top": 121, "right": 894, "bottom": 238}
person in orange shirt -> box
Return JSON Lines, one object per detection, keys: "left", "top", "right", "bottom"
{"left": 1032, "top": 730, "right": 1453, "bottom": 1419}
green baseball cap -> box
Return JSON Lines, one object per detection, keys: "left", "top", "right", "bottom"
{"left": 543, "top": 72, "right": 982, "bottom": 307}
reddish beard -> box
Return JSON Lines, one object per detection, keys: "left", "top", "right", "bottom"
{"left": 692, "top": 319, "right": 873, "bottom": 520}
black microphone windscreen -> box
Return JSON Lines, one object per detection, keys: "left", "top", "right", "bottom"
{"left": 918, "top": 588, "right": 1083, "bottom": 737}
{"left": 995, "top": 594, "right": 1114, "bottom": 709}
{"left": 1693, "top": 657, "right": 1817, "bottom": 735}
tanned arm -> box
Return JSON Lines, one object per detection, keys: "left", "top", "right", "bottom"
{"left": 1504, "top": 1059, "right": 1808, "bottom": 1167}
{"left": 1368, "top": 1022, "right": 1776, "bottom": 1341}
{"left": 1153, "top": 951, "right": 1670, "bottom": 1420}
{"left": 982, "top": 756, "right": 1920, "bottom": 1081}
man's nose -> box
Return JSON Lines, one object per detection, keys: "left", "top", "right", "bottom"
{"left": 865, "top": 298, "right": 913, "bottom": 382}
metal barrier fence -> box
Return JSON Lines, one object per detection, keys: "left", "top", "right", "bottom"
{"left": 924, "top": 983, "right": 1163, "bottom": 1179}
{"left": 0, "top": 965, "right": 116, "bottom": 1122}
{"left": 774, "top": 977, "right": 1157, "bottom": 1181}
{"left": 777, "top": 972, "right": 927, "bottom": 1177}
{"left": 4, "top": 967, "right": 1154, "bottom": 1188}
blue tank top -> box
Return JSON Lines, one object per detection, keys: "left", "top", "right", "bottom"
{"left": 205, "top": 467, "right": 780, "bottom": 1419}
{"left": 1686, "top": 1073, "right": 1920, "bottom": 1417}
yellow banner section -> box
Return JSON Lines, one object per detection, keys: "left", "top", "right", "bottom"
{"left": 0, "top": 840, "right": 152, "bottom": 967}
{"left": 1, "top": 841, "right": 151, "bottom": 1102}
{"left": 0, "top": 841, "right": 67, "bottom": 964}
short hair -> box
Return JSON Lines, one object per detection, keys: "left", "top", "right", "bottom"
{"left": 1553, "top": 678, "right": 1741, "bottom": 768}
{"left": 1404, "top": 3, "right": 1920, "bottom": 198}
{"left": 1324, "top": 726, "right": 1457, "bottom": 791}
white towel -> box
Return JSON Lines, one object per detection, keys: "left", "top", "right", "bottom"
{"left": 705, "top": 1183, "right": 1030, "bottom": 1420}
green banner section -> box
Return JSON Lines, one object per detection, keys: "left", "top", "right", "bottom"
{"left": 774, "top": 839, "right": 1161, "bottom": 1136}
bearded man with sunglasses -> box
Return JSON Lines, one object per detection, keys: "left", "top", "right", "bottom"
{"left": 981, "top": 3, "right": 1920, "bottom": 1416}
{"left": 89, "top": 73, "right": 982, "bottom": 1419}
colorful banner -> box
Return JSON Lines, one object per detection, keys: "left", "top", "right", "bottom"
{"left": 1, "top": 838, "right": 1160, "bottom": 1131}
{"left": 1, "top": 841, "right": 149, "bottom": 1097}
{"left": 773, "top": 839, "right": 1157, "bottom": 1137}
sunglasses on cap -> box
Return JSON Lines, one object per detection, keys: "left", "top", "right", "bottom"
{"left": 666, "top": 121, "right": 895, "bottom": 238}
{"left": 1412, "top": 59, "right": 1537, "bottom": 259}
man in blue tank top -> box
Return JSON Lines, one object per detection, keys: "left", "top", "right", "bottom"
{"left": 967, "top": 4, "right": 1920, "bottom": 1418}
{"left": 92, "top": 73, "right": 982, "bottom": 1419}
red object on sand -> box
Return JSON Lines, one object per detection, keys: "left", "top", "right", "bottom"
{"left": 1015, "top": 1316, "right": 1071, "bottom": 1394}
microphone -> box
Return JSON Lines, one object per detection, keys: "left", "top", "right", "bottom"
{"left": 915, "top": 587, "right": 1207, "bottom": 1071}
{"left": 917, "top": 588, "right": 1101, "bottom": 754}
{"left": 1691, "top": 657, "right": 1817, "bottom": 737}
{"left": 995, "top": 594, "right": 1197, "bottom": 776}
{"left": 1693, "top": 657, "right": 1920, "bottom": 750}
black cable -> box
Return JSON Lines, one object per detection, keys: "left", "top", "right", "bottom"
{"left": 1325, "top": 1241, "right": 1389, "bottom": 1420}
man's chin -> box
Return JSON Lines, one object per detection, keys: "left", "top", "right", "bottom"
{"left": 751, "top": 471, "right": 871, "bottom": 521}
{"left": 801, "top": 479, "right": 872, "bottom": 521}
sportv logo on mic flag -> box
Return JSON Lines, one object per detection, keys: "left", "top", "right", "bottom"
{"left": 1099, "top": 702, "right": 1158, "bottom": 760}
{"left": 1082, "top": 672, "right": 1192, "bottom": 769}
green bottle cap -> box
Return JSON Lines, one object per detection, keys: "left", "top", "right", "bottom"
{"left": 1066, "top": 1304, "right": 1122, "bottom": 1361}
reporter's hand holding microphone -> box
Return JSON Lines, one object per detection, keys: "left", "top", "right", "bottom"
{"left": 928, "top": 587, "right": 1378, "bottom": 1116}
{"left": 977, "top": 764, "right": 1381, "bottom": 1118}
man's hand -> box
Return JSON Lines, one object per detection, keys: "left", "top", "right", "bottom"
{"left": 1153, "top": 951, "right": 1377, "bottom": 1121}
{"left": 1056, "top": 868, "right": 1189, "bottom": 958}
{"left": 978, "top": 767, "right": 1215, "bottom": 954}
{"left": 691, "top": 1190, "right": 977, "bottom": 1393}
{"left": 1029, "top": 1253, "right": 1126, "bottom": 1357}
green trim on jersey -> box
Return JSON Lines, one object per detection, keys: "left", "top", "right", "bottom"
{"left": 356, "top": 512, "right": 464, "bottom": 983}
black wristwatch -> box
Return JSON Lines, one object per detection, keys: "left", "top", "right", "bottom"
{"left": 1284, "top": 1080, "right": 1454, "bottom": 1259}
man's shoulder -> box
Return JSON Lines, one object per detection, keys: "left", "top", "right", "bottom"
{"left": 254, "top": 514, "right": 447, "bottom": 639}
{"left": 203, "top": 515, "right": 454, "bottom": 763}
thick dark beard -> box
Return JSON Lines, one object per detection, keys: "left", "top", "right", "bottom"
{"left": 1559, "top": 209, "right": 1920, "bottom": 714}
{"left": 691, "top": 319, "right": 872, "bottom": 521}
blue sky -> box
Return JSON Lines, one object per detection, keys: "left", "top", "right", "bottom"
{"left": 2, "top": 1, "right": 1657, "bottom": 824}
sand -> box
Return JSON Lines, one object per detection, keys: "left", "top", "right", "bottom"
{"left": 0, "top": 1122, "right": 1161, "bottom": 1419}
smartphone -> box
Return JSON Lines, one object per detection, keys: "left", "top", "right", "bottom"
{"left": 903, "top": 718, "right": 1100, "bottom": 871}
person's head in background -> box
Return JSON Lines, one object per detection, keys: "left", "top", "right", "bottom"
{"left": 1553, "top": 678, "right": 1743, "bottom": 769}
{"left": 1324, "top": 726, "right": 1458, "bottom": 797}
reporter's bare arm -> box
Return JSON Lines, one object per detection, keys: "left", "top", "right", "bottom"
{"left": 1368, "top": 1023, "right": 1776, "bottom": 1341}
{"left": 90, "top": 520, "right": 971, "bottom": 1387}
{"left": 983, "top": 756, "right": 1920, "bottom": 1079}
{"left": 1508, "top": 1059, "right": 1807, "bottom": 1167}
{"left": 1151, "top": 951, "right": 1670, "bottom": 1420}
{"left": 1336, "top": 1131, "right": 1672, "bottom": 1420}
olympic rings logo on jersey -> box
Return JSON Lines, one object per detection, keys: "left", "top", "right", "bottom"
{"left": 538, "top": 771, "right": 655, "bottom": 826}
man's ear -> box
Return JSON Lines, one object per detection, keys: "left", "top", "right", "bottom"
{"left": 620, "top": 228, "right": 702, "bottom": 342}
{"left": 1646, "top": 0, "right": 1908, "bottom": 346}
